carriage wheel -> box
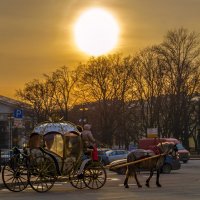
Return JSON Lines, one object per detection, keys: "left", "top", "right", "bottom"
{"left": 69, "top": 170, "right": 87, "bottom": 189}
{"left": 83, "top": 163, "right": 107, "bottom": 189}
{"left": 28, "top": 156, "right": 57, "bottom": 192}
{"left": 2, "top": 155, "right": 28, "bottom": 192}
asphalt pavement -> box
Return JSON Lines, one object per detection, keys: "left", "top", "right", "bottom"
{"left": 0, "top": 155, "right": 200, "bottom": 189}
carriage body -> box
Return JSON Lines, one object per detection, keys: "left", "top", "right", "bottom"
{"left": 29, "top": 122, "right": 83, "bottom": 176}
{"left": 2, "top": 121, "right": 107, "bottom": 192}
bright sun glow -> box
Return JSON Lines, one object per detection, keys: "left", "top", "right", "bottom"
{"left": 74, "top": 8, "right": 119, "bottom": 56}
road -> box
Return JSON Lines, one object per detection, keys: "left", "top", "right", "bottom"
{"left": 0, "top": 160, "right": 200, "bottom": 200}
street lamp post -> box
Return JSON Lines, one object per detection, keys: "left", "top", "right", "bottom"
{"left": 7, "top": 114, "right": 13, "bottom": 149}
{"left": 79, "top": 105, "right": 88, "bottom": 127}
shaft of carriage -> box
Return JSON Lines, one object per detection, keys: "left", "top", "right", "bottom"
{"left": 107, "top": 153, "right": 166, "bottom": 170}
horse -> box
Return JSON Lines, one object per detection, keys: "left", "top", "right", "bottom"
{"left": 124, "top": 142, "right": 177, "bottom": 188}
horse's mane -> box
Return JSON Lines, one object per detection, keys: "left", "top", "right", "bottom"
{"left": 157, "top": 142, "right": 175, "bottom": 153}
{"left": 157, "top": 141, "right": 174, "bottom": 146}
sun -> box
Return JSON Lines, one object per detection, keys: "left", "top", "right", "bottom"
{"left": 74, "top": 8, "right": 119, "bottom": 56}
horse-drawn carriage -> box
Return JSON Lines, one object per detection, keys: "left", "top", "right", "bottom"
{"left": 2, "top": 122, "right": 107, "bottom": 192}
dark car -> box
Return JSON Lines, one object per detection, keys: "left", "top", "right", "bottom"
{"left": 161, "top": 155, "right": 181, "bottom": 173}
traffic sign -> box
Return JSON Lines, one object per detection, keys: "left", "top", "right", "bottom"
{"left": 147, "top": 128, "right": 158, "bottom": 138}
{"left": 14, "top": 109, "right": 23, "bottom": 118}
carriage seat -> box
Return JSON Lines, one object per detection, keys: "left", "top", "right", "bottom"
{"left": 84, "top": 146, "right": 98, "bottom": 161}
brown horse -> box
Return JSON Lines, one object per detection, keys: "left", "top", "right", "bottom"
{"left": 124, "top": 142, "right": 176, "bottom": 188}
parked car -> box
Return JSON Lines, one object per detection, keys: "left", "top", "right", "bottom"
{"left": 0, "top": 149, "right": 12, "bottom": 165}
{"left": 97, "top": 148, "right": 110, "bottom": 165}
{"left": 161, "top": 155, "right": 181, "bottom": 173}
{"left": 105, "top": 150, "right": 129, "bottom": 164}
{"left": 109, "top": 158, "right": 127, "bottom": 175}
{"left": 176, "top": 143, "right": 190, "bottom": 163}
{"left": 0, "top": 148, "right": 24, "bottom": 166}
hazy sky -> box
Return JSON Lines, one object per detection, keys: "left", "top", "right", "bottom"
{"left": 1, "top": 0, "right": 200, "bottom": 98}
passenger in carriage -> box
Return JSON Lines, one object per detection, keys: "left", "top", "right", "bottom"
{"left": 44, "top": 133, "right": 55, "bottom": 150}
{"left": 29, "top": 133, "right": 43, "bottom": 157}
{"left": 29, "top": 133, "right": 41, "bottom": 148}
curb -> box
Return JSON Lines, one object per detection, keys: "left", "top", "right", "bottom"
{"left": 190, "top": 157, "right": 200, "bottom": 160}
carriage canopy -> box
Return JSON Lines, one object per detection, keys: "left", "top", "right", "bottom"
{"left": 29, "top": 122, "right": 82, "bottom": 158}
{"left": 32, "top": 122, "right": 79, "bottom": 135}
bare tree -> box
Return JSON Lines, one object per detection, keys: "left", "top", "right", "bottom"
{"left": 79, "top": 54, "right": 141, "bottom": 148}
{"left": 109, "top": 55, "right": 138, "bottom": 149}
{"left": 154, "top": 28, "right": 200, "bottom": 147}
{"left": 16, "top": 66, "right": 81, "bottom": 124}
{"left": 16, "top": 78, "right": 56, "bottom": 123}
{"left": 79, "top": 56, "right": 115, "bottom": 146}
{"left": 16, "top": 28, "right": 200, "bottom": 150}
{"left": 49, "top": 66, "right": 80, "bottom": 121}
{"left": 130, "top": 48, "right": 167, "bottom": 138}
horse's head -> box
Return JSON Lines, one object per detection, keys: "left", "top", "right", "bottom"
{"left": 157, "top": 142, "right": 176, "bottom": 155}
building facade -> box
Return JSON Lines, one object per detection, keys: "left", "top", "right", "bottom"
{"left": 0, "top": 95, "right": 33, "bottom": 149}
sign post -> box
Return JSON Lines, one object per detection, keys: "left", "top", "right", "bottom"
{"left": 14, "top": 109, "right": 23, "bottom": 119}
{"left": 147, "top": 128, "right": 158, "bottom": 138}
{"left": 11, "top": 109, "right": 24, "bottom": 148}
{"left": 13, "top": 109, "right": 24, "bottom": 128}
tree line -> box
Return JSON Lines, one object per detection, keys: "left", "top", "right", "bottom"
{"left": 17, "top": 28, "right": 200, "bottom": 150}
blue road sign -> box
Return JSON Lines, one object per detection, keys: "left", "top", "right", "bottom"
{"left": 14, "top": 109, "right": 23, "bottom": 118}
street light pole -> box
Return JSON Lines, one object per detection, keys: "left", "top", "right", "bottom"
{"left": 8, "top": 114, "right": 13, "bottom": 149}
{"left": 79, "top": 104, "right": 88, "bottom": 127}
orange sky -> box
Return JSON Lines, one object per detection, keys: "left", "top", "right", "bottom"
{"left": 1, "top": 0, "right": 200, "bottom": 98}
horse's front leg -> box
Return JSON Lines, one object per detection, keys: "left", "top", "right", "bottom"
{"left": 145, "top": 169, "right": 154, "bottom": 187}
{"left": 156, "top": 169, "right": 162, "bottom": 187}
{"left": 124, "top": 168, "right": 129, "bottom": 188}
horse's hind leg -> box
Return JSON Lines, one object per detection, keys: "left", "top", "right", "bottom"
{"left": 124, "top": 168, "right": 142, "bottom": 188}
{"left": 156, "top": 169, "right": 162, "bottom": 187}
{"left": 146, "top": 169, "right": 154, "bottom": 187}
{"left": 134, "top": 170, "right": 142, "bottom": 188}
